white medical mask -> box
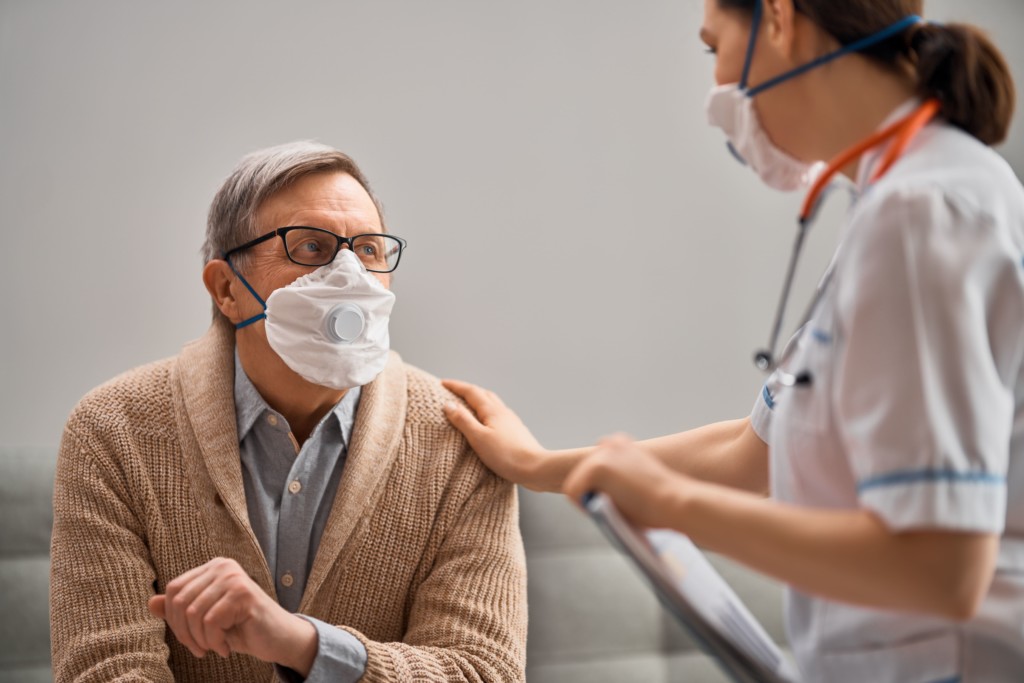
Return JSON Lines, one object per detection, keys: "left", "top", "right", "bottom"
{"left": 706, "top": 1, "right": 923, "bottom": 193}
{"left": 706, "top": 84, "right": 823, "bottom": 192}
{"left": 233, "top": 249, "right": 396, "bottom": 390}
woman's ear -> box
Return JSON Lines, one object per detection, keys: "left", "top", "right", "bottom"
{"left": 763, "top": 0, "right": 798, "bottom": 59}
{"left": 203, "top": 259, "right": 242, "bottom": 323}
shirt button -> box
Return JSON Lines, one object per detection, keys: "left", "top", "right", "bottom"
{"left": 267, "top": 414, "right": 278, "bottom": 426}
{"left": 288, "top": 480, "right": 302, "bottom": 495}
{"left": 281, "top": 572, "right": 294, "bottom": 588}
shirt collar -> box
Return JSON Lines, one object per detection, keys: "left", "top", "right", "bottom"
{"left": 233, "top": 349, "right": 362, "bottom": 447}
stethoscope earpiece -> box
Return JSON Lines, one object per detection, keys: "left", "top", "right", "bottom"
{"left": 754, "top": 350, "right": 773, "bottom": 372}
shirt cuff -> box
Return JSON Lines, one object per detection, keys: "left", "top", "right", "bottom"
{"left": 275, "top": 615, "right": 368, "bottom": 683}
{"left": 858, "top": 469, "right": 1007, "bottom": 533}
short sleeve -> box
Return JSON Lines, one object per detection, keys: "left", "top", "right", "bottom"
{"left": 750, "top": 383, "right": 775, "bottom": 444}
{"left": 833, "top": 186, "right": 1021, "bottom": 532}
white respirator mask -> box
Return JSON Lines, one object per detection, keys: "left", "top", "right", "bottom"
{"left": 231, "top": 249, "right": 396, "bottom": 390}
{"left": 705, "top": 1, "right": 921, "bottom": 192}
{"left": 706, "top": 84, "right": 824, "bottom": 192}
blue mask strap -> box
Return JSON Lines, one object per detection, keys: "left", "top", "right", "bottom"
{"left": 746, "top": 14, "right": 922, "bottom": 97}
{"left": 738, "top": 0, "right": 764, "bottom": 90}
{"left": 223, "top": 253, "right": 267, "bottom": 330}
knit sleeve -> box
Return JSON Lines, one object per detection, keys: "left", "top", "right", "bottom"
{"left": 50, "top": 426, "right": 174, "bottom": 683}
{"left": 350, "top": 471, "right": 528, "bottom": 682}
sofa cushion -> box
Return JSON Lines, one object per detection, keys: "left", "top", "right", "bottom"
{"left": 528, "top": 651, "right": 730, "bottom": 683}
{"left": 519, "top": 484, "right": 788, "bottom": 679}
{"left": 0, "top": 447, "right": 57, "bottom": 680}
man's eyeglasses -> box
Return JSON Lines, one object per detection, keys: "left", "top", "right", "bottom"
{"left": 223, "top": 226, "right": 407, "bottom": 273}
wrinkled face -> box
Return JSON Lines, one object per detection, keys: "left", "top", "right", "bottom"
{"left": 230, "top": 171, "right": 391, "bottom": 326}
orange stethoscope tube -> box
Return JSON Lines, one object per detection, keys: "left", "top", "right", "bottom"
{"left": 755, "top": 98, "right": 943, "bottom": 380}
{"left": 801, "top": 98, "right": 942, "bottom": 221}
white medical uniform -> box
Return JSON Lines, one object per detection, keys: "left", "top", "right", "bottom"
{"left": 751, "top": 100, "right": 1024, "bottom": 683}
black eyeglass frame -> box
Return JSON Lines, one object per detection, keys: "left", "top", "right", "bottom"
{"left": 223, "top": 226, "right": 407, "bottom": 273}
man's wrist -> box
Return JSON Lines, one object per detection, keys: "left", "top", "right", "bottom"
{"left": 276, "top": 613, "right": 319, "bottom": 677}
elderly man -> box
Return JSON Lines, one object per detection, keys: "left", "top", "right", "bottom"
{"left": 49, "top": 141, "right": 527, "bottom": 682}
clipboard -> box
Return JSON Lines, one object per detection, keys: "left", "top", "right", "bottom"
{"left": 583, "top": 492, "right": 800, "bottom": 683}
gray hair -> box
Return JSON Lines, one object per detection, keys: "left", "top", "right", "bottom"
{"left": 202, "top": 140, "right": 385, "bottom": 319}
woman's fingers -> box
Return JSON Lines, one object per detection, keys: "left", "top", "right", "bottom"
{"left": 443, "top": 400, "right": 485, "bottom": 436}
{"left": 565, "top": 434, "right": 689, "bottom": 530}
{"left": 563, "top": 445, "right": 616, "bottom": 505}
{"left": 442, "top": 379, "right": 503, "bottom": 421}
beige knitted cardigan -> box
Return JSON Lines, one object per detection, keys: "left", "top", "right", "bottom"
{"left": 50, "top": 320, "right": 527, "bottom": 682}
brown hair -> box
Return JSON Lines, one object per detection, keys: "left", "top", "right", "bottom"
{"left": 718, "top": 0, "right": 1016, "bottom": 145}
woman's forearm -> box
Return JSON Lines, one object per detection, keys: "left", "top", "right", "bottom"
{"left": 536, "top": 418, "right": 767, "bottom": 494}
{"left": 641, "top": 418, "right": 768, "bottom": 493}
{"left": 674, "top": 479, "right": 997, "bottom": 620}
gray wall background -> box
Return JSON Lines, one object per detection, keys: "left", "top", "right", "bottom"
{"left": 2, "top": 0, "right": 1022, "bottom": 454}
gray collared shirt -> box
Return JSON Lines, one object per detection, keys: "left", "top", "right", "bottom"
{"left": 234, "top": 351, "right": 367, "bottom": 682}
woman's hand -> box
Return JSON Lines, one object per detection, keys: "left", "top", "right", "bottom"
{"left": 563, "top": 433, "right": 692, "bottom": 530}
{"left": 442, "top": 379, "right": 551, "bottom": 490}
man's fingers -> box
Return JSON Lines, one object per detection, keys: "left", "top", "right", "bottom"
{"left": 203, "top": 606, "right": 233, "bottom": 659}
{"left": 187, "top": 580, "right": 232, "bottom": 653}
{"left": 164, "top": 562, "right": 211, "bottom": 595}
{"left": 166, "top": 565, "right": 221, "bottom": 656}
{"left": 148, "top": 595, "right": 166, "bottom": 619}
{"left": 204, "top": 594, "right": 244, "bottom": 657}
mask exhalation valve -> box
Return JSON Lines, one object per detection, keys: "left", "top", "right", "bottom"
{"left": 325, "top": 304, "right": 365, "bottom": 343}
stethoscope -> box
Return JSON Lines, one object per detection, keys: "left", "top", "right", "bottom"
{"left": 753, "top": 98, "right": 942, "bottom": 388}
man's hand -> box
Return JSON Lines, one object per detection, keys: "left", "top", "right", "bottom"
{"left": 147, "top": 557, "right": 318, "bottom": 676}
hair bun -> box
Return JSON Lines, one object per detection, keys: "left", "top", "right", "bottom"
{"left": 909, "top": 22, "right": 1015, "bottom": 146}
{"left": 907, "top": 22, "right": 946, "bottom": 55}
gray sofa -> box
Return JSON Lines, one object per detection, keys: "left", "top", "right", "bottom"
{"left": 0, "top": 447, "right": 785, "bottom": 682}
{"left": 521, "top": 487, "right": 787, "bottom": 682}
{"left": 0, "top": 446, "right": 57, "bottom": 683}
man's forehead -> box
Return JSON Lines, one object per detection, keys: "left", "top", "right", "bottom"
{"left": 258, "top": 173, "right": 380, "bottom": 228}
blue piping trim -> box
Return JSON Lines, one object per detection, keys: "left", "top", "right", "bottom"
{"left": 929, "top": 677, "right": 961, "bottom": 683}
{"left": 811, "top": 328, "right": 832, "bottom": 344}
{"left": 739, "top": 0, "right": 763, "bottom": 90}
{"left": 746, "top": 15, "right": 922, "bottom": 97}
{"left": 761, "top": 384, "right": 775, "bottom": 410}
{"left": 858, "top": 468, "right": 1006, "bottom": 494}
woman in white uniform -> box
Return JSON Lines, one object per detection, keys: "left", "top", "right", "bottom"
{"left": 443, "top": 1, "right": 1023, "bottom": 681}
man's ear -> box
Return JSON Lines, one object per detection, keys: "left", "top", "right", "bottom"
{"left": 203, "top": 259, "right": 242, "bottom": 323}
{"left": 763, "top": 0, "right": 798, "bottom": 60}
